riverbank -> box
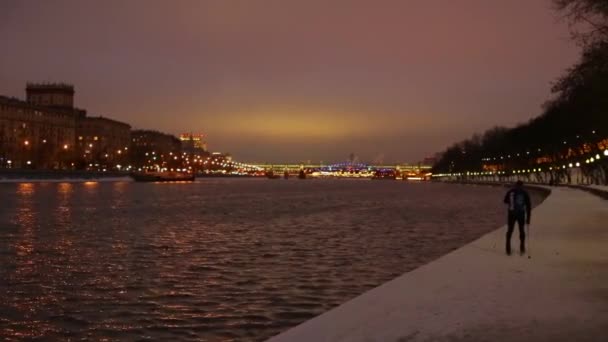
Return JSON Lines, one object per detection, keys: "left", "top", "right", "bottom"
{"left": 443, "top": 178, "right": 606, "bottom": 200}
{"left": 0, "top": 169, "right": 266, "bottom": 182}
{"left": 267, "top": 186, "right": 608, "bottom": 342}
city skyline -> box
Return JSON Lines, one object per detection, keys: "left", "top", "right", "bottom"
{"left": 0, "top": 0, "right": 580, "bottom": 163}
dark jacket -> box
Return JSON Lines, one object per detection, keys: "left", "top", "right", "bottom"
{"left": 504, "top": 187, "right": 531, "bottom": 222}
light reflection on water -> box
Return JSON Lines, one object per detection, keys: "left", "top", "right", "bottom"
{"left": 0, "top": 180, "right": 545, "bottom": 341}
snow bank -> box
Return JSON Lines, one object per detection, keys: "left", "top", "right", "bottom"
{"left": 267, "top": 186, "right": 608, "bottom": 342}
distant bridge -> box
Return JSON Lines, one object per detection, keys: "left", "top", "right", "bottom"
{"left": 250, "top": 163, "right": 432, "bottom": 172}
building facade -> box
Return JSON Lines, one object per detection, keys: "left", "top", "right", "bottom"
{"left": 76, "top": 116, "right": 131, "bottom": 170}
{"left": 26, "top": 83, "right": 75, "bottom": 109}
{"left": 179, "top": 132, "right": 208, "bottom": 155}
{"left": 130, "top": 130, "right": 182, "bottom": 170}
{"left": 0, "top": 83, "right": 131, "bottom": 170}
{"left": 0, "top": 94, "right": 81, "bottom": 169}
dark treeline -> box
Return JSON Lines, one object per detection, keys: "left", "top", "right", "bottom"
{"left": 433, "top": 0, "right": 608, "bottom": 185}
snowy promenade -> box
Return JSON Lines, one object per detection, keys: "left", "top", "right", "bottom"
{"left": 268, "top": 186, "right": 608, "bottom": 342}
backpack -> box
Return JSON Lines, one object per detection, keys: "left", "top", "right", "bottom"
{"left": 509, "top": 190, "right": 526, "bottom": 213}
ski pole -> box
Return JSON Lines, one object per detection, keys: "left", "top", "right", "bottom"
{"left": 527, "top": 223, "right": 531, "bottom": 259}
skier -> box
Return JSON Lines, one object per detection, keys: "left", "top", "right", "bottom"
{"left": 503, "top": 180, "right": 531, "bottom": 255}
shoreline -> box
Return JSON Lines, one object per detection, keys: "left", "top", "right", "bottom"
{"left": 440, "top": 179, "right": 606, "bottom": 201}
{"left": 438, "top": 180, "right": 552, "bottom": 199}
{"left": 267, "top": 185, "right": 608, "bottom": 342}
{"left": 0, "top": 169, "right": 128, "bottom": 182}
{"left": 0, "top": 177, "right": 130, "bottom": 183}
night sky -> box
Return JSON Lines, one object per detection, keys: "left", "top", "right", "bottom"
{"left": 0, "top": 0, "right": 579, "bottom": 163}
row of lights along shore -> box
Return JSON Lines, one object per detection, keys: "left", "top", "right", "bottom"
{"left": 9, "top": 138, "right": 262, "bottom": 172}
{"left": 4, "top": 139, "right": 73, "bottom": 168}
{"left": 139, "top": 151, "right": 261, "bottom": 173}
{"left": 479, "top": 130, "right": 602, "bottom": 162}
{"left": 434, "top": 149, "right": 608, "bottom": 178}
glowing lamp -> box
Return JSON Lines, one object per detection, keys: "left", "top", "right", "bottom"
{"left": 605, "top": 150, "right": 608, "bottom": 156}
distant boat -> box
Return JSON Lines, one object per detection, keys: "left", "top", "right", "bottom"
{"left": 372, "top": 169, "right": 397, "bottom": 180}
{"left": 130, "top": 171, "right": 195, "bottom": 182}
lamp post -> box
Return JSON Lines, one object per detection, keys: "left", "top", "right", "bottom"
{"left": 60, "top": 143, "right": 70, "bottom": 169}
{"left": 22, "top": 139, "right": 31, "bottom": 169}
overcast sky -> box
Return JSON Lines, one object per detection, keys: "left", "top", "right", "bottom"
{"left": 0, "top": 0, "right": 579, "bottom": 163}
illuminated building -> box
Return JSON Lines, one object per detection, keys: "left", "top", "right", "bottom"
{"left": 130, "top": 130, "right": 182, "bottom": 170}
{"left": 179, "top": 132, "right": 208, "bottom": 155}
{"left": 397, "top": 163, "right": 434, "bottom": 180}
{"left": 0, "top": 83, "right": 86, "bottom": 169}
{"left": 75, "top": 116, "right": 131, "bottom": 170}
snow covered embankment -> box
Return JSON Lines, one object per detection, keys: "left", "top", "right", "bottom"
{"left": 268, "top": 186, "right": 608, "bottom": 342}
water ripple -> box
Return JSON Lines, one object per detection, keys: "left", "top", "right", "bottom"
{"left": 0, "top": 180, "right": 544, "bottom": 341}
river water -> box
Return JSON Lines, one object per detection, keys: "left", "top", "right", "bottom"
{"left": 0, "top": 179, "right": 544, "bottom": 341}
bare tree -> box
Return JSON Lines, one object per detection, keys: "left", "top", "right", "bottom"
{"left": 554, "top": 0, "right": 608, "bottom": 45}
